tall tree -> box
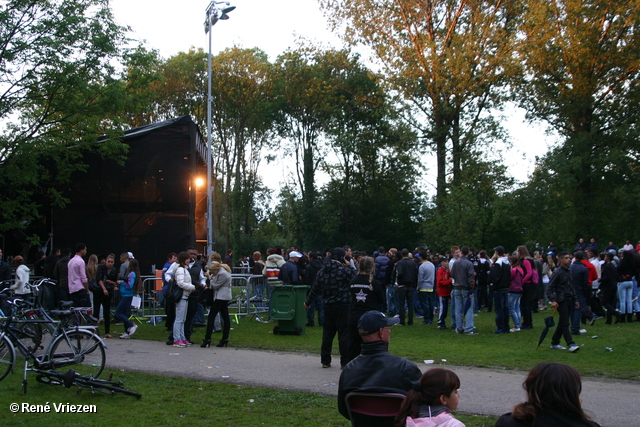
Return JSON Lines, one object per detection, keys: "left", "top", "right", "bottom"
{"left": 208, "top": 47, "right": 276, "bottom": 254}
{"left": 320, "top": 0, "right": 519, "bottom": 209}
{"left": 0, "top": 0, "right": 129, "bottom": 233}
{"left": 272, "top": 45, "right": 339, "bottom": 248}
{"left": 517, "top": 0, "right": 640, "bottom": 238}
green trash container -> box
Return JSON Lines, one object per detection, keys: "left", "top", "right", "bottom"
{"left": 269, "top": 283, "right": 309, "bottom": 335}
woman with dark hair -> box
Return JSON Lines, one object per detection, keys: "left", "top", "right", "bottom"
{"left": 495, "top": 363, "right": 600, "bottom": 426}
{"left": 94, "top": 254, "right": 118, "bottom": 338}
{"left": 346, "top": 256, "right": 385, "bottom": 362}
{"left": 394, "top": 368, "right": 464, "bottom": 427}
{"left": 600, "top": 253, "right": 621, "bottom": 324}
{"left": 617, "top": 250, "right": 636, "bottom": 323}
{"left": 114, "top": 259, "right": 143, "bottom": 339}
{"left": 171, "top": 252, "right": 195, "bottom": 347}
{"left": 516, "top": 246, "right": 537, "bottom": 329}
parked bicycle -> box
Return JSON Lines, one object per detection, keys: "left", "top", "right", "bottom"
{"left": 0, "top": 298, "right": 105, "bottom": 392}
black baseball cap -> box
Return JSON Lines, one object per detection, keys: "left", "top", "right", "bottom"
{"left": 358, "top": 310, "right": 400, "bottom": 335}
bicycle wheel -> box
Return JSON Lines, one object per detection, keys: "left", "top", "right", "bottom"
{"left": 48, "top": 330, "right": 105, "bottom": 379}
{"left": 77, "top": 378, "right": 142, "bottom": 399}
{"left": 0, "top": 334, "right": 16, "bottom": 381}
{"left": 13, "top": 320, "right": 43, "bottom": 357}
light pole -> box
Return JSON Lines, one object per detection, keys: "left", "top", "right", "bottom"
{"left": 204, "top": 1, "right": 235, "bottom": 256}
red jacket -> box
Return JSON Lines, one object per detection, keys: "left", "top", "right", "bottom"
{"left": 581, "top": 259, "right": 598, "bottom": 286}
{"left": 436, "top": 268, "right": 452, "bottom": 297}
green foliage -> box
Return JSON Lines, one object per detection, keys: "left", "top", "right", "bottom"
{"left": 0, "top": 0, "right": 130, "bottom": 233}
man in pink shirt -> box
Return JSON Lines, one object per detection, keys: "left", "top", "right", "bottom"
{"left": 68, "top": 243, "right": 90, "bottom": 307}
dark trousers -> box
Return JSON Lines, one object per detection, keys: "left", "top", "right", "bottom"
{"left": 477, "top": 284, "right": 492, "bottom": 309}
{"left": 551, "top": 299, "right": 575, "bottom": 346}
{"left": 164, "top": 300, "right": 175, "bottom": 339}
{"left": 521, "top": 282, "right": 536, "bottom": 328}
{"left": 184, "top": 297, "right": 199, "bottom": 341}
{"left": 306, "top": 294, "right": 324, "bottom": 326}
{"left": 321, "top": 304, "right": 349, "bottom": 367}
{"left": 494, "top": 289, "right": 510, "bottom": 332}
{"left": 204, "top": 299, "right": 230, "bottom": 341}
{"left": 600, "top": 286, "right": 618, "bottom": 323}
{"left": 93, "top": 291, "right": 112, "bottom": 335}
{"left": 396, "top": 286, "right": 415, "bottom": 325}
{"left": 437, "top": 296, "right": 450, "bottom": 326}
{"left": 347, "top": 319, "right": 362, "bottom": 363}
{"left": 70, "top": 288, "right": 91, "bottom": 308}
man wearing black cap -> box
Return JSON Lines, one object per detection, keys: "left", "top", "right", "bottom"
{"left": 305, "top": 247, "right": 355, "bottom": 369}
{"left": 337, "top": 310, "right": 421, "bottom": 421}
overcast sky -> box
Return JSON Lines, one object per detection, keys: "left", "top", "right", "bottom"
{"left": 110, "top": 0, "right": 555, "bottom": 189}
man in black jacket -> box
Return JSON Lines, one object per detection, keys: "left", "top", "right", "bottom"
{"left": 490, "top": 246, "right": 511, "bottom": 334}
{"left": 395, "top": 249, "right": 418, "bottom": 326}
{"left": 305, "top": 248, "right": 355, "bottom": 368}
{"left": 337, "top": 310, "right": 421, "bottom": 423}
{"left": 569, "top": 251, "right": 589, "bottom": 335}
{"left": 547, "top": 252, "right": 580, "bottom": 353}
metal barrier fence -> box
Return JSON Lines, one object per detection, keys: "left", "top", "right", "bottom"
{"left": 135, "top": 274, "right": 270, "bottom": 324}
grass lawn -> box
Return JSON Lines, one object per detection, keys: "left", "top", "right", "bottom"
{"left": 132, "top": 308, "right": 640, "bottom": 381}
{"left": 1, "top": 370, "right": 497, "bottom": 427}
{"left": 5, "top": 308, "right": 633, "bottom": 426}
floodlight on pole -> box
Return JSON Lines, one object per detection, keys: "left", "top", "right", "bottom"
{"left": 204, "top": 1, "right": 235, "bottom": 255}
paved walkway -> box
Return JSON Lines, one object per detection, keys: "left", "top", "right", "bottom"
{"left": 100, "top": 337, "right": 639, "bottom": 426}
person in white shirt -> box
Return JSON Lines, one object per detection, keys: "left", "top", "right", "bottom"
{"left": 11, "top": 255, "right": 31, "bottom": 296}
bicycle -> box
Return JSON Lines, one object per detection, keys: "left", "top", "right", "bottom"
{"left": 0, "top": 298, "right": 105, "bottom": 392}
{"left": 34, "top": 368, "right": 141, "bottom": 398}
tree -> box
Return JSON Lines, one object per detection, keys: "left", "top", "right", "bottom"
{"left": 0, "top": 0, "right": 129, "bottom": 234}
{"left": 207, "top": 47, "right": 276, "bottom": 254}
{"left": 517, "top": 0, "right": 640, "bottom": 239}
{"left": 320, "top": 0, "right": 519, "bottom": 210}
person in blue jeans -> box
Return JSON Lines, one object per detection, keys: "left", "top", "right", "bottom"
{"left": 114, "top": 259, "right": 143, "bottom": 339}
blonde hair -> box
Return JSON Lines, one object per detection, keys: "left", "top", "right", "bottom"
{"left": 209, "top": 252, "right": 222, "bottom": 263}
{"left": 86, "top": 254, "right": 99, "bottom": 282}
{"left": 209, "top": 261, "right": 231, "bottom": 274}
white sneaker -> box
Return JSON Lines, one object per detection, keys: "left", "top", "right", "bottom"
{"left": 579, "top": 328, "right": 587, "bottom": 334}
{"left": 550, "top": 344, "right": 566, "bottom": 350}
{"left": 128, "top": 324, "right": 138, "bottom": 337}
{"left": 510, "top": 327, "right": 521, "bottom": 332}
{"left": 568, "top": 344, "right": 580, "bottom": 353}
{"left": 119, "top": 332, "right": 130, "bottom": 339}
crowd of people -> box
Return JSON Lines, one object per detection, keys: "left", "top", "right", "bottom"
{"left": 1, "top": 239, "right": 636, "bottom": 426}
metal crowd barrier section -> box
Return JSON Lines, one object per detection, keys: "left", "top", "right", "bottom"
{"left": 228, "top": 274, "right": 269, "bottom": 323}
{"left": 141, "top": 276, "right": 164, "bottom": 322}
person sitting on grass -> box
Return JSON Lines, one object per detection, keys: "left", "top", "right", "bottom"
{"left": 394, "top": 368, "right": 465, "bottom": 427}
{"left": 495, "top": 362, "right": 600, "bottom": 426}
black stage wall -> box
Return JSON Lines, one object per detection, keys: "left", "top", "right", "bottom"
{"left": 51, "top": 116, "right": 208, "bottom": 273}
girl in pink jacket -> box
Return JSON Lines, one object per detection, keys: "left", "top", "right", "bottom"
{"left": 395, "top": 368, "right": 465, "bottom": 427}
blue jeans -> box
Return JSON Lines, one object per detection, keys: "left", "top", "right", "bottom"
{"left": 417, "top": 291, "right": 437, "bottom": 323}
{"left": 632, "top": 277, "right": 640, "bottom": 313}
{"left": 386, "top": 284, "right": 398, "bottom": 316}
{"left": 172, "top": 298, "right": 188, "bottom": 342}
{"left": 494, "top": 289, "right": 509, "bottom": 332}
{"left": 114, "top": 295, "right": 133, "bottom": 333}
{"left": 452, "top": 289, "right": 474, "bottom": 333}
{"left": 618, "top": 281, "right": 633, "bottom": 314}
{"left": 508, "top": 292, "right": 522, "bottom": 329}
{"left": 571, "top": 294, "right": 586, "bottom": 334}
{"left": 306, "top": 294, "right": 324, "bottom": 326}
